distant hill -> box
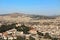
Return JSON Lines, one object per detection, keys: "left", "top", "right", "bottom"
{"left": 0, "top": 13, "right": 59, "bottom": 23}
{"left": 0, "top": 13, "right": 27, "bottom": 17}
{"left": 0, "top": 13, "right": 59, "bottom": 19}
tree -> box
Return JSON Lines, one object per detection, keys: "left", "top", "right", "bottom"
{"left": 51, "top": 37, "right": 58, "bottom": 40}
{"left": 17, "top": 36, "right": 25, "bottom": 40}
{"left": 37, "top": 31, "right": 44, "bottom": 36}
{"left": 44, "top": 33, "right": 51, "bottom": 39}
{"left": 29, "top": 36, "right": 35, "bottom": 40}
{"left": 16, "top": 24, "right": 30, "bottom": 34}
{"left": 0, "top": 23, "right": 16, "bottom": 33}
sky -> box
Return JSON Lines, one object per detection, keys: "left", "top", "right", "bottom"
{"left": 0, "top": 0, "right": 60, "bottom": 16}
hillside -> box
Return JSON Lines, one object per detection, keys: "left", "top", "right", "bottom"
{"left": 0, "top": 13, "right": 59, "bottom": 24}
{"left": 0, "top": 13, "right": 60, "bottom": 38}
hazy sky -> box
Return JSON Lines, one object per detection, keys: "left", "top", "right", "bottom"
{"left": 0, "top": 0, "right": 60, "bottom": 15}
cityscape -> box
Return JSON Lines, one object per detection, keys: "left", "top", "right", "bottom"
{"left": 0, "top": 13, "right": 60, "bottom": 40}
{"left": 0, "top": 0, "right": 60, "bottom": 40}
